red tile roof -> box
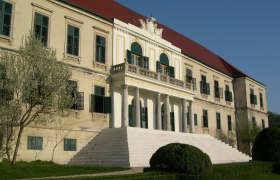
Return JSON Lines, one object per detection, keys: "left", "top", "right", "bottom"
{"left": 63, "top": 0, "right": 246, "bottom": 78}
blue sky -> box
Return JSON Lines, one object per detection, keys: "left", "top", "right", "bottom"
{"left": 116, "top": 0, "right": 280, "bottom": 113}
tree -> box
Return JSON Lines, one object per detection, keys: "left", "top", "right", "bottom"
{"left": 268, "top": 111, "right": 280, "bottom": 128}
{"left": 0, "top": 34, "right": 73, "bottom": 165}
{"left": 237, "top": 119, "right": 261, "bottom": 156}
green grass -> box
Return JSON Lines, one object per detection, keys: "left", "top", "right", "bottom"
{"left": 0, "top": 160, "right": 128, "bottom": 179}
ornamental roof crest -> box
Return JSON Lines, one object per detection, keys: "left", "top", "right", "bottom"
{"left": 139, "top": 16, "right": 163, "bottom": 38}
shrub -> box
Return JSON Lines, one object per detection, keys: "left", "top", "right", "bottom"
{"left": 252, "top": 127, "right": 280, "bottom": 162}
{"left": 149, "top": 143, "right": 212, "bottom": 175}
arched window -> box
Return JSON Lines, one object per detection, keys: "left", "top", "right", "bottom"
{"left": 131, "top": 42, "right": 142, "bottom": 55}
{"left": 156, "top": 53, "right": 174, "bottom": 77}
{"left": 126, "top": 42, "right": 149, "bottom": 70}
{"left": 160, "top": 53, "right": 169, "bottom": 65}
{"left": 129, "top": 98, "right": 148, "bottom": 128}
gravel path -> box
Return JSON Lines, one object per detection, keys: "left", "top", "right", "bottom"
{"left": 21, "top": 168, "right": 144, "bottom": 180}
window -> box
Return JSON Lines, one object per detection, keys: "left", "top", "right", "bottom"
{"left": 90, "top": 86, "right": 111, "bottom": 113}
{"left": 95, "top": 35, "right": 106, "bottom": 63}
{"left": 27, "top": 136, "right": 43, "bottom": 150}
{"left": 252, "top": 117, "right": 256, "bottom": 127}
{"left": 261, "top": 119, "right": 265, "bottom": 129}
{"left": 186, "top": 69, "right": 193, "bottom": 83}
{"left": 250, "top": 89, "right": 257, "bottom": 105}
{"left": 216, "top": 112, "right": 221, "bottom": 130}
{"left": 225, "top": 85, "right": 233, "bottom": 102}
{"left": 68, "top": 80, "right": 84, "bottom": 110}
{"left": 200, "top": 75, "right": 210, "bottom": 95}
{"left": 259, "top": 93, "right": 263, "bottom": 108}
{"left": 214, "top": 80, "right": 220, "bottom": 98}
{"left": 203, "top": 110, "right": 208, "bottom": 128}
{"left": 67, "top": 25, "right": 79, "bottom": 56}
{"left": 127, "top": 42, "right": 149, "bottom": 70}
{"left": 0, "top": 1, "right": 12, "bottom": 36}
{"left": 194, "top": 113, "right": 198, "bottom": 126}
{"left": 228, "top": 115, "right": 232, "bottom": 131}
{"left": 64, "top": 139, "right": 76, "bottom": 151}
{"left": 34, "top": 12, "right": 49, "bottom": 45}
{"left": 156, "top": 53, "right": 175, "bottom": 78}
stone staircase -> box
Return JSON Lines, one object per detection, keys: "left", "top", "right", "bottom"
{"left": 68, "top": 127, "right": 251, "bottom": 167}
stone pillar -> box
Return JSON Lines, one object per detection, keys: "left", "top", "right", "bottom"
{"left": 122, "top": 85, "right": 128, "bottom": 127}
{"left": 157, "top": 93, "right": 162, "bottom": 130}
{"left": 110, "top": 88, "right": 115, "bottom": 128}
{"left": 165, "top": 95, "right": 171, "bottom": 131}
{"left": 189, "top": 101, "right": 195, "bottom": 133}
{"left": 182, "top": 99, "right": 187, "bottom": 133}
{"left": 134, "top": 87, "right": 141, "bottom": 128}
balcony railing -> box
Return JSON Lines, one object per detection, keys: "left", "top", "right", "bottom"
{"left": 111, "top": 63, "right": 193, "bottom": 90}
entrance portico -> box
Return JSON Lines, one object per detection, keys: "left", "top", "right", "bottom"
{"left": 112, "top": 62, "right": 196, "bottom": 133}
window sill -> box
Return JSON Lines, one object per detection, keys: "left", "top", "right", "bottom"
{"left": 91, "top": 112, "right": 107, "bottom": 120}
{"left": 251, "top": 104, "right": 256, "bottom": 109}
{"left": 201, "top": 94, "right": 208, "bottom": 99}
{"left": 226, "top": 101, "right": 232, "bottom": 106}
{"left": 64, "top": 53, "right": 81, "bottom": 64}
{"left": 202, "top": 128, "right": 209, "bottom": 134}
{"left": 214, "top": 98, "right": 220, "bottom": 103}
{"left": 93, "top": 61, "right": 107, "bottom": 71}
{"left": 260, "top": 107, "right": 264, "bottom": 111}
{"left": 0, "top": 35, "right": 13, "bottom": 46}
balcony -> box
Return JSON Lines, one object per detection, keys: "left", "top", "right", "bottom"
{"left": 111, "top": 63, "right": 194, "bottom": 91}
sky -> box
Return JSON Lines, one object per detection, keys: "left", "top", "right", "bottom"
{"left": 116, "top": 0, "right": 280, "bottom": 113}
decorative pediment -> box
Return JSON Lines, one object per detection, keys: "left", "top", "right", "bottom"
{"left": 139, "top": 17, "right": 163, "bottom": 37}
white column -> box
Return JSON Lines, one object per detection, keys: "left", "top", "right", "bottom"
{"left": 165, "top": 95, "right": 171, "bottom": 131}
{"left": 189, "top": 101, "right": 195, "bottom": 133}
{"left": 122, "top": 85, "right": 128, "bottom": 127}
{"left": 134, "top": 87, "right": 141, "bottom": 128}
{"left": 110, "top": 88, "right": 115, "bottom": 128}
{"left": 182, "top": 99, "right": 187, "bottom": 133}
{"left": 157, "top": 93, "right": 162, "bottom": 130}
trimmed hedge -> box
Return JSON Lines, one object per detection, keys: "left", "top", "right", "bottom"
{"left": 252, "top": 127, "right": 280, "bottom": 162}
{"left": 149, "top": 143, "right": 212, "bottom": 175}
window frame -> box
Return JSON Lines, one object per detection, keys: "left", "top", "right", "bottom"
{"left": 202, "top": 109, "right": 208, "bottom": 128}
{"left": 227, "top": 115, "right": 232, "bottom": 131}
{"left": 33, "top": 12, "right": 50, "bottom": 46}
{"left": 64, "top": 138, "right": 77, "bottom": 151}
{"left": 0, "top": 1, "right": 13, "bottom": 37}
{"left": 95, "top": 34, "right": 106, "bottom": 64}
{"left": 216, "top": 112, "right": 221, "bottom": 130}
{"left": 27, "top": 136, "right": 43, "bottom": 150}
{"left": 66, "top": 24, "right": 80, "bottom": 56}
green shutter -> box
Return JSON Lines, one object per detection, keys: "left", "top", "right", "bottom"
{"left": 129, "top": 105, "right": 133, "bottom": 127}
{"left": 156, "top": 61, "right": 161, "bottom": 73}
{"left": 170, "top": 112, "right": 175, "bottom": 131}
{"left": 194, "top": 114, "right": 198, "bottom": 126}
{"left": 206, "top": 83, "right": 210, "bottom": 95}
{"left": 200, "top": 81, "right": 203, "bottom": 94}
{"left": 126, "top": 50, "right": 132, "bottom": 64}
{"left": 104, "top": 97, "right": 111, "bottom": 114}
{"left": 169, "top": 66, "right": 175, "bottom": 78}
{"left": 76, "top": 92, "right": 84, "bottom": 110}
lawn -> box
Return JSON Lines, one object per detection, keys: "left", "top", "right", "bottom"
{"left": 0, "top": 160, "right": 128, "bottom": 179}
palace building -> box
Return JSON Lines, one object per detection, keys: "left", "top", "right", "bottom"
{"left": 0, "top": 0, "right": 268, "bottom": 166}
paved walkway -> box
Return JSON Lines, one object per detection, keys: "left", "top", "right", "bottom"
{"left": 22, "top": 168, "right": 144, "bottom": 180}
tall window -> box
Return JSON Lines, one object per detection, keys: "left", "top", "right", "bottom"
{"left": 27, "top": 136, "right": 43, "bottom": 150}
{"left": 0, "top": 1, "right": 12, "bottom": 36}
{"left": 259, "top": 92, "right": 263, "bottom": 108}
{"left": 186, "top": 69, "right": 193, "bottom": 83}
{"left": 261, "top": 119, "right": 265, "bottom": 129}
{"left": 95, "top": 35, "right": 106, "bottom": 63}
{"left": 90, "top": 86, "right": 111, "bottom": 114}
{"left": 214, "top": 80, "right": 220, "bottom": 98}
{"left": 34, "top": 12, "right": 49, "bottom": 45}
{"left": 194, "top": 114, "right": 198, "bottom": 126}
{"left": 250, "top": 88, "right": 257, "bottom": 105}
{"left": 67, "top": 25, "right": 79, "bottom": 56}
{"left": 252, "top": 117, "right": 256, "bottom": 127}
{"left": 203, "top": 110, "right": 208, "bottom": 128}
{"left": 225, "top": 85, "right": 233, "bottom": 102}
{"left": 156, "top": 53, "right": 174, "bottom": 78}
{"left": 200, "top": 75, "right": 210, "bottom": 95}
{"left": 68, "top": 80, "right": 84, "bottom": 110}
{"left": 228, "top": 115, "right": 232, "bottom": 131}
{"left": 127, "top": 42, "right": 149, "bottom": 70}
{"left": 216, "top": 112, "right": 221, "bottom": 130}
